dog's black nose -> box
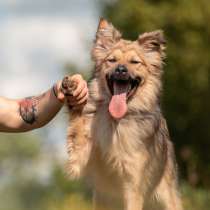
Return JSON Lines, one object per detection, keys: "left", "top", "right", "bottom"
{"left": 115, "top": 65, "right": 128, "bottom": 74}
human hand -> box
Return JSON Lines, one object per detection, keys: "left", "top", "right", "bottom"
{"left": 57, "top": 74, "right": 88, "bottom": 107}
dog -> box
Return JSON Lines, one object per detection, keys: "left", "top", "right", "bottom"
{"left": 62, "top": 18, "right": 183, "bottom": 210}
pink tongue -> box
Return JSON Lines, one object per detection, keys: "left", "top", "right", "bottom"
{"left": 109, "top": 82, "right": 128, "bottom": 119}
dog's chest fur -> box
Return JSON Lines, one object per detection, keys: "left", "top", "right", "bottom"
{"left": 94, "top": 110, "right": 143, "bottom": 169}
{"left": 68, "top": 80, "right": 167, "bottom": 197}
{"left": 88, "top": 104, "right": 163, "bottom": 187}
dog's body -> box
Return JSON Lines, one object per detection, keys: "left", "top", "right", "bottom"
{"left": 64, "top": 19, "right": 183, "bottom": 210}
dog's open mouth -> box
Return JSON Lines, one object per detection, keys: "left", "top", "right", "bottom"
{"left": 106, "top": 74, "right": 141, "bottom": 119}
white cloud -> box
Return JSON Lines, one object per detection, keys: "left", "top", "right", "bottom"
{"left": 0, "top": 0, "right": 19, "bottom": 7}
{"left": 0, "top": 0, "right": 101, "bottom": 97}
{"left": 0, "top": 0, "right": 100, "bottom": 153}
{"left": 0, "top": 16, "right": 97, "bottom": 97}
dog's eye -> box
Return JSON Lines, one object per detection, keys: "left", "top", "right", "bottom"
{"left": 107, "top": 58, "right": 117, "bottom": 63}
{"left": 130, "top": 60, "right": 141, "bottom": 64}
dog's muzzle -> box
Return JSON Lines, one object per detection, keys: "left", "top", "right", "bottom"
{"left": 106, "top": 65, "right": 141, "bottom": 97}
{"left": 111, "top": 65, "right": 130, "bottom": 81}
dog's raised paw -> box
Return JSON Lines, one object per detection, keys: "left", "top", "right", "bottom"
{"left": 61, "top": 76, "right": 77, "bottom": 96}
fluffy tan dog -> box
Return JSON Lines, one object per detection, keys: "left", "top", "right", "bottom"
{"left": 63, "top": 18, "right": 183, "bottom": 210}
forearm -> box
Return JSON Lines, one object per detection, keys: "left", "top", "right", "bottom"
{"left": 0, "top": 74, "right": 88, "bottom": 133}
{"left": 0, "top": 85, "right": 63, "bottom": 132}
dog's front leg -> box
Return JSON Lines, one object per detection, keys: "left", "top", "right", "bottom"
{"left": 66, "top": 115, "right": 93, "bottom": 179}
{"left": 123, "top": 183, "right": 143, "bottom": 210}
{"left": 155, "top": 175, "right": 183, "bottom": 210}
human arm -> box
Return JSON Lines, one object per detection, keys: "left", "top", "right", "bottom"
{"left": 0, "top": 74, "right": 88, "bottom": 132}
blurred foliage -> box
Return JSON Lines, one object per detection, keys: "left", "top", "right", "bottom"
{"left": 0, "top": 133, "right": 209, "bottom": 210}
{"left": 182, "top": 183, "right": 210, "bottom": 210}
{"left": 64, "top": 63, "right": 93, "bottom": 81}
{"left": 101, "top": 0, "right": 210, "bottom": 187}
{"left": 0, "top": 134, "right": 91, "bottom": 210}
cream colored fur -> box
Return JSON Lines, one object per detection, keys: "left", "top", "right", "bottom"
{"left": 64, "top": 19, "right": 183, "bottom": 210}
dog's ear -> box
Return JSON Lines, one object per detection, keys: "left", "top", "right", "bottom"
{"left": 92, "top": 18, "right": 121, "bottom": 64}
{"left": 138, "top": 30, "right": 166, "bottom": 58}
{"left": 95, "top": 18, "right": 121, "bottom": 43}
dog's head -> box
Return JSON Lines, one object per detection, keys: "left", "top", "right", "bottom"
{"left": 92, "top": 18, "right": 166, "bottom": 120}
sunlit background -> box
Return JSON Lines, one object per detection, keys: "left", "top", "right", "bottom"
{"left": 0, "top": 0, "right": 210, "bottom": 210}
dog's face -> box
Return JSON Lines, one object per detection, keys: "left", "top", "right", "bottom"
{"left": 92, "top": 19, "right": 166, "bottom": 119}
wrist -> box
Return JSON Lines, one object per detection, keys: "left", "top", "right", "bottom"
{"left": 52, "top": 81, "right": 65, "bottom": 103}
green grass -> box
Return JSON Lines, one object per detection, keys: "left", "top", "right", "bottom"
{"left": 45, "top": 183, "right": 210, "bottom": 210}
{"left": 45, "top": 193, "right": 92, "bottom": 210}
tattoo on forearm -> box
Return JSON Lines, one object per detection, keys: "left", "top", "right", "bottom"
{"left": 19, "top": 93, "right": 46, "bottom": 125}
{"left": 19, "top": 97, "right": 38, "bottom": 124}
